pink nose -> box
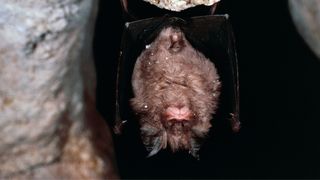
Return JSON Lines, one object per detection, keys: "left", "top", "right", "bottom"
{"left": 165, "top": 106, "right": 192, "bottom": 121}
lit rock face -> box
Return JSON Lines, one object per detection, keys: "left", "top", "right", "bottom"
{"left": 144, "top": 0, "right": 220, "bottom": 11}
{"left": 0, "top": 0, "right": 117, "bottom": 179}
{"left": 289, "top": 0, "right": 320, "bottom": 59}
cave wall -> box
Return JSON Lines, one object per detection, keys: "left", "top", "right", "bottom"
{"left": 0, "top": 0, "right": 118, "bottom": 179}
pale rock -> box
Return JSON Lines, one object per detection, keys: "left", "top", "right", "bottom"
{"left": 0, "top": 0, "right": 118, "bottom": 179}
{"left": 289, "top": 0, "right": 320, "bottom": 59}
{"left": 144, "top": 0, "right": 220, "bottom": 11}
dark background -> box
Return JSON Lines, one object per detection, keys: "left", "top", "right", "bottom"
{"left": 93, "top": 0, "right": 320, "bottom": 178}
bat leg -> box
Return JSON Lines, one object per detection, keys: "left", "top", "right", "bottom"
{"left": 210, "top": 3, "right": 218, "bottom": 15}
{"left": 120, "top": 0, "right": 128, "bottom": 13}
{"left": 119, "top": 0, "right": 138, "bottom": 20}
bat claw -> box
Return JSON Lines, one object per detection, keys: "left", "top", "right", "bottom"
{"left": 229, "top": 113, "right": 241, "bottom": 133}
{"left": 113, "top": 120, "right": 127, "bottom": 135}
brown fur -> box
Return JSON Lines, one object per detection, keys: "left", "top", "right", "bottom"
{"left": 130, "top": 27, "right": 221, "bottom": 158}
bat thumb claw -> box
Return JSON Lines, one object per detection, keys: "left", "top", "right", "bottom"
{"left": 113, "top": 120, "right": 127, "bottom": 135}
{"left": 229, "top": 113, "right": 241, "bottom": 133}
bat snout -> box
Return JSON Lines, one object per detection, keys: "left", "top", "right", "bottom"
{"left": 164, "top": 106, "right": 192, "bottom": 121}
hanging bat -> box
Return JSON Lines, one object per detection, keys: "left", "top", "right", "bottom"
{"left": 115, "top": 15, "right": 240, "bottom": 159}
{"left": 130, "top": 25, "right": 221, "bottom": 158}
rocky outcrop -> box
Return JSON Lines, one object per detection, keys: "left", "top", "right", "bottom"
{"left": 0, "top": 0, "right": 117, "bottom": 179}
{"left": 289, "top": 0, "right": 320, "bottom": 59}
{"left": 144, "top": 0, "right": 220, "bottom": 11}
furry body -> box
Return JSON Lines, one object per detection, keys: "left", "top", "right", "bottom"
{"left": 130, "top": 27, "right": 221, "bottom": 157}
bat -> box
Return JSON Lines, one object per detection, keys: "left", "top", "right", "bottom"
{"left": 115, "top": 15, "right": 240, "bottom": 159}
{"left": 130, "top": 25, "right": 221, "bottom": 158}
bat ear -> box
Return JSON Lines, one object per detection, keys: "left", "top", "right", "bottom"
{"left": 190, "top": 138, "right": 201, "bottom": 160}
{"left": 146, "top": 136, "right": 165, "bottom": 158}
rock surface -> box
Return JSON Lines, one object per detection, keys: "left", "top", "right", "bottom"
{"left": 144, "top": 0, "right": 220, "bottom": 11}
{"left": 289, "top": 0, "right": 320, "bottom": 59}
{"left": 0, "top": 0, "right": 117, "bottom": 179}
